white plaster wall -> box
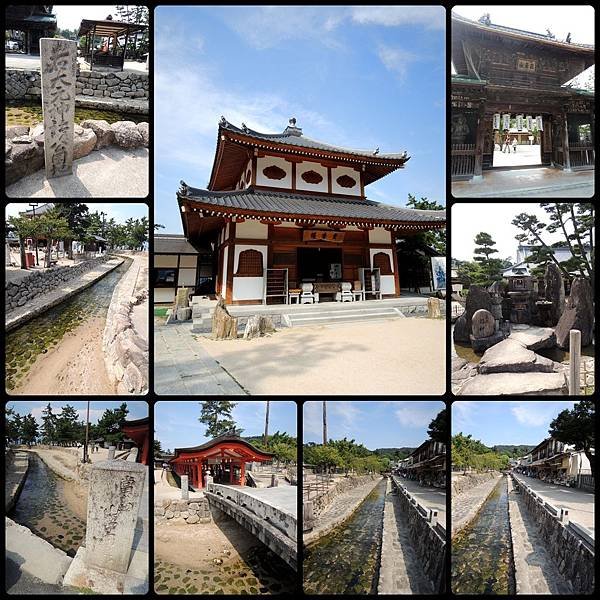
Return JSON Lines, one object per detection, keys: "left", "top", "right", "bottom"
{"left": 154, "top": 254, "right": 178, "bottom": 267}
{"left": 154, "top": 288, "right": 175, "bottom": 303}
{"left": 331, "top": 166, "right": 360, "bottom": 196}
{"left": 296, "top": 160, "right": 328, "bottom": 193}
{"left": 179, "top": 255, "right": 197, "bottom": 268}
{"left": 368, "top": 227, "right": 391, "bottom": 244}
{"left": 256, "top": 156, "right": 292, "bottom": 188}
{"left": 177, "top": 268, "right": 196, "bottom": 286}
{"left": 232, "top": 277, "right": 264, "bottom": 301}
{"left": 236, "top": 220, "right": 268, "bottom": 239}
{"left": 222, "top": 246, "right": 229, "bottom": 293}
{"left": 224, "top": 222, "right": 230, "bottom": 241}
{"left": 233, "top": 244, "right": 267, "bottom": 273}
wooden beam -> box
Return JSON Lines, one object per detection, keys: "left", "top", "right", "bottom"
{"left": 291, "top": 161, "right": 296, "bottom": 191}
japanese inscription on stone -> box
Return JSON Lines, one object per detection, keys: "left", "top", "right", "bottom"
{"left": 40, "top": 38, "right": 77, "bottom": 178}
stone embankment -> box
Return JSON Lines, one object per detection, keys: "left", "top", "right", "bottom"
{"left": 5, "top": 257, "right": 123, "bottom": 332}
{"left": 5, "top": 450, "right": 29, "bottom": 511}
{"left": 304, "top": 475, "right": 382, "bottom": 546}
{"left": 6, "top": 120, "right": 149, "bottom": 185}
{"left": 6, "top": 68, "right": 149, "bottom": 106}
{"left": 155, "top": 497, "right": 213, "bottom": 525}
{"left": 103, "top": 253, "right": 149, "bottom": 395}
{"left": 451, "top": 471, "right": 502, "bottom": 536}
{"left": 511, "top": 475, "right": 594, "bottom": 594}
{"left": 28, "top": 446, "right": 79, "bottom": 481}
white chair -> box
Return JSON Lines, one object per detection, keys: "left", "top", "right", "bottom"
{"left": 300, "top": 283, "right": 319, "bottom": 304}
{"left": 336, "top": 282, "right": 353, "bottom": 302}
{"left": 352, "top": 280, "right": 365, "bottom": 302}
{"left": 288, "top": 289, "right": 301, "bottom": 304}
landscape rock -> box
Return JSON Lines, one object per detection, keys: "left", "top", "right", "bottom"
{"left": 111, "top": 121, "right": 144, "bottom": 148}
{"left": 544, "top": 263, "right": 565, "bottom": 325}
{"left": 73, "top": 127, "right": 97, "bottom": 160}
{"left": 471, "top": 309, "right": 495, "bottom": 339}
{"left": 457, "top": 372, "right": 567, "bottom": 395}
{"left": 137, "top": 122, "right": 149, "bottom": 147}
{"left": 81, "top": 119, "right": 115, "bottom": 149}
{"left": 555, "top": 278, "right": 594, "bottom": 349}
{"left": 478, "top": 339, "right": 556, "bottom": 374}
{"left": 453, "top": 286, "right": 492, "bottom": 343}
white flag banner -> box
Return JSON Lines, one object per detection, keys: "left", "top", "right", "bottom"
{"left": 526, "top": 115, "right": 533, "bottom": 130}
{"left": 493, "top": 113, "right": 501, "bottom": 129}
{"left": 536, "top": 115, "right": 544, "bottom": 131}
{"left": 502, "top": 114, "right": 511, "bottom": 130}
{"left": 516, "top": 115, "right": 524, "bottom": 131}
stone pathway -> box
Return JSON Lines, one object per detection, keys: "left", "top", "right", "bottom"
{"left": 512, "top": 474, "right": 595, "bottom": 534}
{"left": 304, "top": 477, "right": 382, "bottom": 545}
{"left": 397, "top": 478, "right": 446, "bottom": 524}
{"left": 5, "top": 258, "right": 123, "bottom": 332}
{"left": 378, "top": 480, "right": 432, "bottom": 594}
{"left": 5, "top": 451, "right": 29, "bottom": 511}
{"left": 452, "top": 474, "right": 502, "bottom": 536}
{"left": 154, "top": 322, "right": 247, "bottom": 395}
{"left": 507, "top": 478, "right": 571, "bottom": 594}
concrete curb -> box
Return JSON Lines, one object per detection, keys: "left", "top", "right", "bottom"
{"left": 5, "top": 258, "right": 123, "bottom": 332}
{"left": 27, "top": 448, "right": 78, "bottom": 482}
{"left": 5, "top": 451, "right": 29, "bottom": 511}
{"left": 453, "top": 181, "right": 593, "bottom": 198}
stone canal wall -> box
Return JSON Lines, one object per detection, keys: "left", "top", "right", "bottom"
{"left": 103, "top": 254, "right": 149, "bottom": 395}
{"left": 6, "top": 68, "right": 149, "bottom": 102}
{"left": 390, "top": 476, "right": 445, "bottom": 592}
{"left": 5, "top": 450, "right": 29, "bottom": 512}
{"left": 451, "top": 470, "right": 499, "bottom": 496}
{"left": 155, "top": 497, "right": 212, "bottom": 525}
{"left": 5, "top": 256, "right": 109, "bottom": 313}
{"left": 511, "top": 475, "right": 594, "bottom": 594}
{"left": 312, "top": 474, "right": 380, "bottom": 517}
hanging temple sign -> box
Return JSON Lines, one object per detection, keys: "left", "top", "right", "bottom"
{"left": 40, "top": 38, "right": 77, "bottom": 179}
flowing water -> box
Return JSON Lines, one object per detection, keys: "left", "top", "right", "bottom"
{"left": 452, "top": 477, "right": 515, "bottom": 595}
{"left": 5, "top": 258, "right": 131, "bottom": 391}
{"left": 11, "top": 453, "right": 86, "bottom": 557}
{"left": 303, "top": 479, "right": 387, "bottom": 595}
{"left": 154, "top": 540, "right": 295, "bottom": 595}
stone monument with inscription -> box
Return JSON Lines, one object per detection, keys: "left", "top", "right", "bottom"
{"left": 40, "top": 38, "right": 77, "bottom": 178}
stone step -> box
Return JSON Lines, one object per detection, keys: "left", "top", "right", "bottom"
{"left": 457, "top": 372, "right": 568, "bottom": 395}
{"left": 288, "top": 307, "right": 404, "bottom": 327}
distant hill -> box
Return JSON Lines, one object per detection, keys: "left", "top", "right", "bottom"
{"left": 492, "top": 445, "right": 535, "bottom": 458}
{"left": 373, "top": 447, "right": 416, "bottom": 460}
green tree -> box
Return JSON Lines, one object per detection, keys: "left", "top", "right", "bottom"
{"left": 473, "top": 232, "right": 503, "bottom": 285}
{"left": 548, "top": 400, "right": 595, "bottom": 477}
{"left": 405, "top": 195, "right": 446, "bottom": 255}
{"left": 7, "top": 215, "right": 39, "bottom": 269}
{"left": 5, "top": 405, "right": 23, "bottom": 444}
{"left": 55, "top": 405, "right": 83, "bottom": 445}
{"left": 199, "top": 401, "right": 238, "bottom": 438}
{"left": 41, "top": 402, "right": 58, "bottom": 444}
{"left": 21, "top": 414, "right": 39, "bottom": 447}
{"left": 35, "top": 210, "right": 73, "bottom": 268}
{"left": 427, "top": 408, "right": 447, "bottom": 443}
{"left": 94, "top": 403, "right": 130, "bottom": 445}
{"left": 153, "top": 439, "right": 163, "bottom": 457}
{"left": 55, "top": 203, "right": 90, "bottom": 259}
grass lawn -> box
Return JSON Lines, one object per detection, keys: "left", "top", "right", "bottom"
{"left": 154, "top": 307, "right": 169, "bottom": 317}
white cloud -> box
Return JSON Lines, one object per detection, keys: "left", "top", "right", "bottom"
{"left": 377, "top": 44, "right": 419, "bottom": 80}
{"left": 351, "top": 6, "right": 445, "bottom": 30}
{"left": 510, "top": 402, "right": 574, "bottom": 428}
{"left": 395, "top": 404, "right": 438, "bottom": 428}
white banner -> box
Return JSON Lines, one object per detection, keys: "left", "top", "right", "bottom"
{"left": 536, "top": 115, "right": 543, "bottom": 131}
{"left": 502, "top": 114, "right": 511, "bottom": 130}
{"left": 493, "top": 113, "right": 501, "bottom": 129}
{"left": 516, "top": 115, "right": 524, "bottom": 131}
{"left": 526, "top": 115, "right": 533, "bottom": 130}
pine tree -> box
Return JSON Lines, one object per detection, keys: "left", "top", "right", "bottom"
{"left": 199, "top": 401, "right": 238, "bottom": 438}
{"left": 473, "top": 232, "right": 503, "bottom": 285}
{"left": 41, "top": 402, "right": 57, "bottom": 444}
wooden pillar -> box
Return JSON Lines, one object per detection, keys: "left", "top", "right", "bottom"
{"left": 391, "top": 237, "right": 401, "bottom": 297}
{"left": 473, "top": 101, "right": 486, "bottom": 178}
{"left": 241, "top": 461, "right": 245, "bottom": 487}
{"left": 562, "top": 109, "right": 571, "bottom": 171}
{"left": 90, "top": 25, "right": 96, "bottom": 70}
{"left": 225, "top": 222, "right": 236, "bottom": 304}
{"left": 197, "top": 464, "right": 203, "bottom": 489}
{"left": 229, "top": 463, "right": 233, "bottom": 484}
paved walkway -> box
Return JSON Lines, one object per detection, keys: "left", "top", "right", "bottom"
{"left": 513, "top": 473, "right": 595, "bottom": 535}
{"left": 6, "top": 147, "right": 148, "bottom": 198}
{"left": 5, "top": 451, "right": 29, "bottom": 511}
{"left": 5, "top": 258, "right": 123, "bottom": 332}
{"left": 228, "top": 485, "right": 297, "bottom": 518}
{"left": 154, "top": 322, "right": 246, "bottom": 395}
{"left": 6, "top": 54, "right": 147, "bottom": 73}
{"left": 452, "top": 474, "right": 502, "bottom": 536}
{"left": 397, "top": 477, "right": 446, "bottom": 524}
{"left": 378, "top": 479, "right": 433, "bottom": 594}
{"left": 492, "top": 145, "right": 541, "bottom": 168}
{"left": 508, "top": 478, "right": 571, "bottom": 594}
{"left": 452, "top": 166, "right": 594, "bottom": 198}
{"left": 304, "top": 477, "right": 382, "bottom": 545}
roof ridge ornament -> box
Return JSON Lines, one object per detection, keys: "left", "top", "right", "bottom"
{"left": 373, "top": 147, "right": 379, "bottom": 155}
{"left": 284, "top": 116, "right": 303, "bottom": 136}
{"left": 178, "top": 180, "right": 189, "bottom": 195}
{"left": 219, "top": 116, "right": 227, "bottom": 127}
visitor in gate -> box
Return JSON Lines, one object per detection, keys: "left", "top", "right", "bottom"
{"left": 511, "top": 137, "right": 518, "bottom": 153}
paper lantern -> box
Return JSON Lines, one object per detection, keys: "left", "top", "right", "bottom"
{"left": 526, "top": 115, "right": 533, "bottom": 130}
{"left": 516, "top": 115, "right": 524, "bottom": 131}
{"left": 536, "top": 116, "right": 543, "bottom": 131}
{"left": 493, "top": 113, "right": 501, "bottom": 129}
{"left": 502, "top": 114, "right": 511, "bottom": 130}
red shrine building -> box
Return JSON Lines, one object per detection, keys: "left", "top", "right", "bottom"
{"left": 169, "top": 434, "right": 274, "bottom": 489}
{"left": 120, "top": 416, "right": 150, "bottom": 466}
{"left": 176, "top": 117, "right": 446, "bottom": 305}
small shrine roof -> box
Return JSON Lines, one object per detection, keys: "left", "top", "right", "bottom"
{"left": 171, "top": 434, "right": 274, "bottom": 461}
{"left": 154, "top": 233, "right": 200, "bottom": 254}
{"left": 179, "top": 185, "right": 446, "bottom": 227}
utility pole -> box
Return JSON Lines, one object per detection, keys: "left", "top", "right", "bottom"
{"left": 28, "top": 202, "right": 39, "bottom": 266}
{"left": 83, "top": 400, "right": 90, "bottom": 463}
{"left": 322, "top": 400, "right": 327, "bottom": 445}
{"left": 263, "top": 401, "right": 270, "bottom": 446}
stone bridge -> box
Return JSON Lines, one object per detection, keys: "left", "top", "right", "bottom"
{"left": 204, "top": 483, "right": 297, "bottom": 571}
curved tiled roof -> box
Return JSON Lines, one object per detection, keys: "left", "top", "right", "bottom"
{"left": 172, "top": 434, "right": 274, "bottom": 459}
{"left": 220, "top": 118, "right": 408, "bottom": 161}
{"left": 179, "top": 185, "right": 446, "bottom": 225}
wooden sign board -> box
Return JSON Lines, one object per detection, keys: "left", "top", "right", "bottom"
{"left": 302, "top": 230, "right": 345, "bottom": 243}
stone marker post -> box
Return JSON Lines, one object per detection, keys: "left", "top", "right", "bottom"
{"left": 127, "top": 447, "right": 139, "bottom": 462}
{"left": 85, "top": 460, "right": 146, "bottom": 573}
{"left": 569, "top": 329, "right": 581, "bottom": 395}
{"left": 181, "top": 475, "right": 189, "bottom": 500}
{"left": 107, "top": 446, "right": 116, "bottom": 460}
{"left": 40, "top": 38, "right": 77, "bottom": 178}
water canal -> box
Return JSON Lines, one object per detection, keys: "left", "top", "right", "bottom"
{"left": 451, "top": 476, "right": 515, "bottom": 595}
{"left": 6, "top": 258, "right": 131, "bottom": 392}
{"left": 303, "top": 478, "right": 387, "bottom": 595}
{"left": 10, "top": 453, "right": 87, "bottom": 557}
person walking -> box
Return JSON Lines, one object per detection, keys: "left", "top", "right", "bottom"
{"left": 511, "top": 137, "right": 518, "bottom": 153}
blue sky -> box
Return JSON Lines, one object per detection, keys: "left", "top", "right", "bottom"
{"left": 6, "top": 203, "right": 148, "bottom": 223}
{"left": 154, "top": 6, "right": 446, "bottom": 234}
{"left": 452, "top": 401, "right": 576, "bottom": 446}
{"left": 155, "top": 401, "right": 297, "bottom": 453}
{"left": 303, "top": 401, "right": 444, "bottom": 449}
{"left": 6, "top": 400, "right": 148, "bottom": 425}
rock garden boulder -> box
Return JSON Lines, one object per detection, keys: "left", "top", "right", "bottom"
{"left": 555, "top": 277, "right": 594, "bottom": 349}
{"left": 111, "top": 121, "right": 144, "bottom": 149}
{"left": 73, "top": 125, "right": 97, "bottom": 160}
{"left": 81, "top": 119, "right": 115, "bottom": 149}
{"left": 544, "top": 263, "right": 565, "bottom": 325}
{"left": 137, "top": 122, "right": 149, "bottom": 147}
{"left": 453, "top": 286, "right": 492, "bottom": 343}
{"left": 478, "top": 339, "right": 556, "bottom": 374}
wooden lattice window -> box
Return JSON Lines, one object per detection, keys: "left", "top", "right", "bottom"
{"left": 373, "top": 252, "right": 393, "bottom": 275}
{"left": 236, "top": 249, "right": 263, "bottom": 276}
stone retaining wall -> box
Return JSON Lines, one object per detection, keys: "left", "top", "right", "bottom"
{"left": 6, "top": 68, "right": 149, "bottom": 101}
{"left": 5, "top": 256, "right": 109, "bottom": 313}
{"left": 311, "top": 474, "right": 380, "bottom": 517}
{"left": 103, "top": 256, "right": 149, "bottom": 395}
{"left": 511, "top": 475, "right": 594, "bottom": 594}
{"left": 451, "top": 471, "right": 499, "bottom": 496}
{"left": 391, "top": 476, "right": 446, "bottom": 592}
{"left": 155, "top": 497, "right": 212, "bottom": 525}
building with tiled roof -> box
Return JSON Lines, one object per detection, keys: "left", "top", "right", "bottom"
{"left": 176, "top": 118, "right": 445, "bottom": 305}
